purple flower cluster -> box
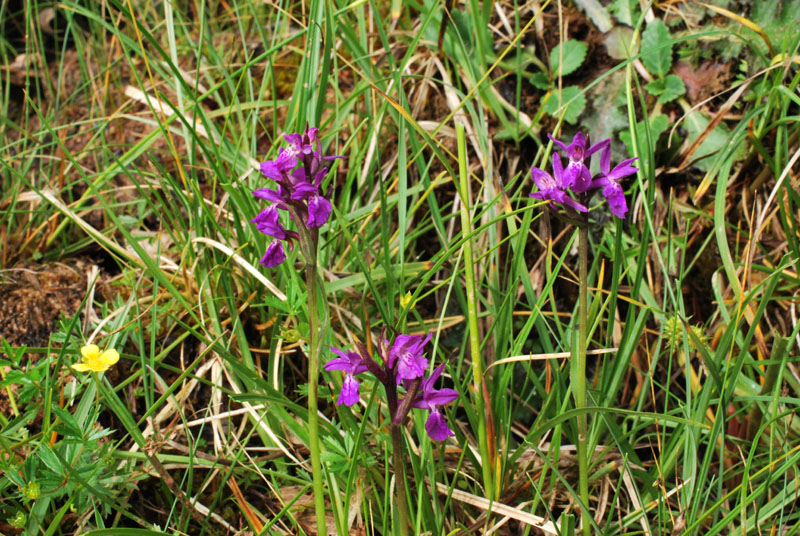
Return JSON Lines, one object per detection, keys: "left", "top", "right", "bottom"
{"left": 530, "top": 132, "right": 638, "bottom": 218}
{"left": 251, "top": 127, "right": 343, "bottom": 267}
{"left": 325, "top": 332, "right": 459, "bottom": 441}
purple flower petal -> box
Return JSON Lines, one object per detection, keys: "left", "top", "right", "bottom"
{"left": 259, "top": 241, "right": 286, "bottom": 267}
{"left": 547, "top": 133, "right": 570, "bottom": 155}
{"left": 290, "top": 182, "right": 320, "bottom": 201}
{"left": 337, "top": 374, "right": 361, "bottom": 406}
{"left": 389, "top": 332, "right": 432, "bottom": 383}
{"left": 561, "top": 196, "right": 589, "bottom": 213}
{"left": 602, "top": 181, "right": 628, "bottom": 218}
{"left": 599, "top": 144, "right": 612, "bottom": 175}
{"left": 252, "top": 187, "right": 286, "bottom": 205}
{"left": 306, "top": 195, "right": 332, "bottom": 228}
{"left": 530, "top": 166, "right": 557, "bottom": 191}
{"left": 606, "top": 157, "right": 638, "bottom": 182}
{"left": 425, "top": 408, "right": 454, "bottom": 441}
{"left": 413, "top": 362, "right": 459, "bottom": 410}
{"left": 326, "top": 347, "right": 368, "bottom": 375}
{"left": 585, "top": 137, "right": 610, "bottom": 158}
{"left": 424, "top": 387, "right": 459, "bottom": 407}
{"left": 251, "top": 206, "right": 288, "bottom": 239}
{"left": 552, "top": 153, "right": 565, "bottom": 186}
{"left": 567, "top": 132, "right": 587, "bottom": 162}
{"left": 571, "top": 164, "right": 593, "bottom": 194}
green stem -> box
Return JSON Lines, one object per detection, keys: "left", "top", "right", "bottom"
{"left": 388, "top": 382, "right": 411, "bottom": 536}
{"left": 575, "top": 224, "right": 590, "bottom": 536}
{"left": 456, "top": 124, "right": 493, "bottom": 498}
{"left": 305, "top": 249, "right": 328, "bottom": 536}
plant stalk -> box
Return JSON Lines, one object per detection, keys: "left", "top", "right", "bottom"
{"left": 387, "top": 386, "right": 411, "bottom": 536}
{"left": 456, "top": 124, "right": 494, "bottom": 498}
{"left": 575, "top": 224, "right": 590, "bottom": 536}
{"left": 305, "top": 245, "right": 328, "bottom": 536}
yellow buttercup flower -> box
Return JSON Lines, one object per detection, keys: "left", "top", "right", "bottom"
{"left": 72, "top": 344, "right": 119, "bottom": 372}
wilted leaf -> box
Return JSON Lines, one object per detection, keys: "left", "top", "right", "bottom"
{"left": 673, "top": 61, "right": 730, "bottom": 102}
{"left": 604, "top": 26, "right": 638, "bottom": 60}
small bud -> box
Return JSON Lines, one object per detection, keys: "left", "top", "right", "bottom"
{"left": 10, "top": 511, "right": 26, "bottom": 528}
{"left": 23, "top": 481, "right": 40, "bottom": 500}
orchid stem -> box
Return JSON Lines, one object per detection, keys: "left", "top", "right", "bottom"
{"left": 575, "top": 224, "right": 591, "bottom": 536}
{"left": 386, "top": 383, "right": 411, "bottom": 536}
{"left": 390, "top": 423, "right": 412, "bottom": 536}
{"left": 306, "top": 248, "right": 328, "bottom": 536}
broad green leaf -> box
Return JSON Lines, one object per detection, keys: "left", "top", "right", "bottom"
{"left": 542, "top": 86, "right": 586, "bottom": 125}
{"left": 640, "top": 20, "right": 673, "bottom": 77}
{"left": 645, "top": 74, "right": 686, "bottom": 103}
{"left": 550, "top": 40, "right": 588, "bottom": 77}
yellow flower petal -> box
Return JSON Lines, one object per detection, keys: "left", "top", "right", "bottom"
{"left": 81, "top": 344, "right": 100, "bottom": 359}
{"left": 100, "top": 349, "right": 119, "bottom": 366}
{"left": 74, "top": 344, "right": 119, "bottom": 372}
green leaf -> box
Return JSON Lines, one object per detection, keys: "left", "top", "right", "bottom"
{"left": 542, "top": 86, "right": 586, "bottom": 125}
{"left": 640, "top": 20, "right": 672, "bottom": 77}
{"left": 683, "top": 110, "right": 745, "bottom": 172}
{"left": 619, "top": 114, "right": 669, "bottom": 172}
{"left": 645, "top": 74, "right": 686, "bottom": 103}
{"left": 550, "top": 40, "right": 588, "bottom": 76}
{"left": 529, "top": 71, "right": 550, "bottom": 90}
{"left": 610, "top": 0, "right": 638, "bottom": 25}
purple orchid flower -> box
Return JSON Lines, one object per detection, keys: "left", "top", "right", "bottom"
{"left": 529, "top": 131, "right": 636, "bottom": 219}
{"left": 548, "top": 132, "right": 609, "bottom": 193}
{"left": 250, "top": 205, "right": 289, "bottom": 240}
{"left": 325, "top": 331, "right": 458, "bottom": 441}
{"left": 590, "top": 145, "right": 638, "bottom": 218}
{"left": 530, "top": 153, "right": 588, "bottom": 213}
{"left": 251, "top": 126, "right": 343, "bottom": 266}
{"left": 412, "top": 363, "right": 459, "bottom": 441}
{"left": 260, "top": 241, "right": 287, "bottom": 268}
{"left": 388, "top": 332, "right": 432, "bottom": 384}
{"left": 325, "top": 347, "right": 369, "bottom": 406}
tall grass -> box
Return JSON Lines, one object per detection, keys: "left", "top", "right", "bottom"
{"left": 1, "top": 0, "right": 799, "bottom": 534}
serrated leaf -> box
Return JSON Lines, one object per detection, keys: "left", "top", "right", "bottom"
{"left": 542, "top": 86, "right": 587, "bottom": 125}
{"left": 550, "top": 40, "right": 588, "bottom": 77}
{"left": 645, "top": 74, "right": 686, "bottom": 103}
{"left": 640, "top": 20, "right": 672, "bottom": 77}
{"left": 658, "top": 75, "right": 685, "bottom": 102}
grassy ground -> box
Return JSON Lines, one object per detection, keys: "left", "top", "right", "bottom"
{"left": 1, "top": 0, "right": 800, "bottom": 534}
